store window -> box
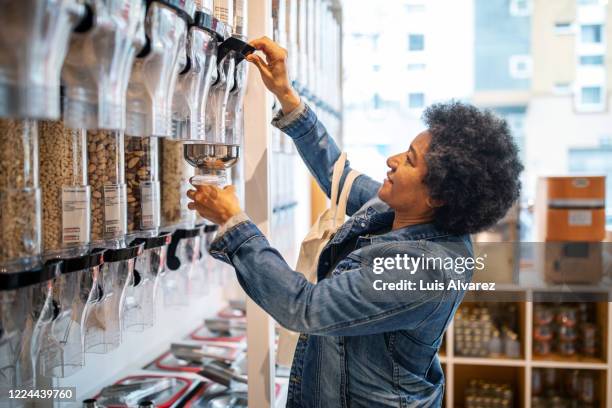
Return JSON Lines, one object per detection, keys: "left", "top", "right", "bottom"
{"left": 581, "top": 24, "right": 603, "bottom": 43}
{"left": 408, "top": 92, "right": 425, "bottom": 109}
{"left": 509, "top": 0, "right": 531, "bottom": 16}
{"left": 509, "top": 55, "right": 532, "bottom": 79}
{"left": 579, "top": 55, "right": 605, "bottom": 65}
{"left": 408, "top": 34, "right": 425, "bottom": 51}
{"left": 581, "top": 86, "right": 603, "bottom": 104}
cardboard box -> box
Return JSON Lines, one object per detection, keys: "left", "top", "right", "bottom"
{"left": 541, "top": 242, "right": 602, "bottom": 284}
{"left": 536, "top": 176, "right": 606, "bottom": 242}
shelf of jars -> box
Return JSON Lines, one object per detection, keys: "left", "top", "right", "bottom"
{"left": 440, "top": 287, "right": 612, "bottom": 407}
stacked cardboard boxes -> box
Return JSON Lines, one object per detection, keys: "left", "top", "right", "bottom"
{"left": 535, "top": 176, "right": 605, "bottom": 284}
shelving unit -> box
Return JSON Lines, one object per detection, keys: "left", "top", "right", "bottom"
{"left": 441, "top": 288, "right": 612, "bottom": 407}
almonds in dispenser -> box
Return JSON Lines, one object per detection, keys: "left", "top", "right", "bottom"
{"left": 87, "top": 130, "right": 127, "bottom": 246}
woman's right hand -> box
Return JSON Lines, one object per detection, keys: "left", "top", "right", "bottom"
{"left": 246, "top": 36, "right": 301, "bottom": 114}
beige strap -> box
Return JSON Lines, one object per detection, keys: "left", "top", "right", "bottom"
{"left": 335, "top": 170, "right": 360, "bottom": 226}
{"left": 330, "top": 153, "right": 347, "bottom": 214}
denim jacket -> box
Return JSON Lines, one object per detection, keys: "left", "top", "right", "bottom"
{"left": 209, "top": 103, "right": 473, "bottom": 407}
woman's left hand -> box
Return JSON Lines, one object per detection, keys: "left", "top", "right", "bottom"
{"left": 187, "top": 183, "right": 242, "bottom": 225}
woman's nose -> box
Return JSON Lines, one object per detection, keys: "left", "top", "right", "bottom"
{"left": 386, "top": 155, "right": 398, "bottom": 169}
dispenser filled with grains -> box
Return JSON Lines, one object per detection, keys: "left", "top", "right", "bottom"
{"left": 39, "top": 120, "right": 90, "bottom": 258}
{"left": 0, "top": 119, "right": 41, "bottom": 272}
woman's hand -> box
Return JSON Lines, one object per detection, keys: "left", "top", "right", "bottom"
{"left": 186, "top": 183, "right": 242, "bottom": 225}
{"left": 246, "top": 36, "right": 301, "bottom": 114}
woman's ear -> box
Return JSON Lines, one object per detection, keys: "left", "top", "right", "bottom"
{"left": 426, "top": 197, "right": 445, "bottom": 209}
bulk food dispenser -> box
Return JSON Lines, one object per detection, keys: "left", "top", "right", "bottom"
{"left": 0, "top": 1, "right": 87, "bottom": 272}
{"left": 39, "top": 0, "right": 146, "bottom": 257}
{"left": 126, "top": 232, "right": 172, "bottom": 331}
{"left": 0, "top": 261, "right": 62, "bottom": 399}
{"left": 38, "top": 249, "right": 105, "bottom": 379}
{"left": 183, "top": 0, "right": 254, "bottom": 187}
{"left": 163, "top": 226, "right": 202, "bottom": 306}
{"left": 127, "top": 0, "right": 194, "bottom": 238}
{"left": 82, "top": 243, "right": 143, "bottom": 353}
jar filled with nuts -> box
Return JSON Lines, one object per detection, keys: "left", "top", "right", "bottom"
{"left": 160, "top": 139, "right": 195, "bottom": 230}
{"left": 0, "top": 118, "right": 42, "bottom": 272}
{"left": 39, "top": 121, "right": 90, "bottom": 258}
{"left": 87, "top": 130, "right": 128, "bottom": 248}
{"left": 125, "top": 136, "right": 161, "bottom": 238}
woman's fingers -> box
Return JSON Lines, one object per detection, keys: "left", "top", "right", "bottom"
{"left": 246, "top": 54, "right": 273, "bottom": 80}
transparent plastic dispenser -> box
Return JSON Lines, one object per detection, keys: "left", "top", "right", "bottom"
{"left": 163, "top": 226, "right": 202, "bottom": 306}
{"left": 125, "top": 233, "right": 172, "bottom": 331}
{"left": 53, "top": 0, "right": 146, "bottom": 251}
{"left": 82, "top": 243, "right": 143, "bottom": 353}
{"left": 38, "top": 249, "right": 105, "bottom": 379}
{"left": 126, "top": 0, "right": 194, "bottom": 234}
{"left": 172, "top": 1, "right": 220, "bottom": 142}
{"left": 0, "top": 1, "right": 85, "bottom": 120}
{"left": 0, "top": 1, "right": 88, "bottom": 272}
{"left": 0, "top": 261, "right": 61, "bottom": 401}
{"left": 184, "top": 0, "right": 254, "bottom": 187}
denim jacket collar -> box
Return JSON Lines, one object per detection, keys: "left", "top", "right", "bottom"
{"left": 331, "top": 197, "right": 452, "bottom": 245}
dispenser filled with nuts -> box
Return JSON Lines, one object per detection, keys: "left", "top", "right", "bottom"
{"left": 39, "top": 120, "right": 91, "bottom": 258}
{"left": 161, "top": 139, "right": 196, "bottom": 230}
{"left": 125, "top": 136, "right": 161, "bottom": 238}
{"left": 87, "top": 130, "right": 128, "bottom": 248}
{"left": 0, "top": 119, "right": 42, "bottom": 272}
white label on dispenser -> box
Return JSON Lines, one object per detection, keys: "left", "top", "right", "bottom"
{"left": 140, "top": 181, "right": 160, "bottom": 229}
{"left": 214, "top": 0, "right": 231, "bottom": 24}
{"left": 62, "top": 186, "right": 91, "bottom": 245}
{"left": 568, "top": 210, "right": 592, "bottom": 226}
{"left": 103, "top": 184, "right": 127, "bottom": 235}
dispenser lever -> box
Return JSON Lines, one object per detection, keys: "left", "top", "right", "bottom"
{"left": 217, "top": 37, "right": 255, "bottom": 64}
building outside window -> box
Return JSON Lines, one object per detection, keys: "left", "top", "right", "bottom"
{"left": 509, "top": 55, "right": 533, "bottom": 79}
{"left": 408, "top": 34, "right": 425, "bottom": 51}
{"left": 579, "top": 55, "right": 605, "bottom": 65}
{"left": 509, "top": 0, "right": 531, "bottom": 16}
{"left": 581, "top": 86, "right": 603, "bottom": 104}
{"left": 581, "top": 24, "right": 603, "bottom": 43}
{"left": 554, "top": 22, "right": 574, "bottom": 35}
{"left": 408, "top": 92, "right": 425, "bottom": 109}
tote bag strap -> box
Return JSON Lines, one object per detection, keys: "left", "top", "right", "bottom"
{"left": 335, "top": 170, "right": 360, "bottom": 226}
{"left": 330, "top": 153, "right": 347, "bottom": 214}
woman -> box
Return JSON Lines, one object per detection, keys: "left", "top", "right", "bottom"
{"left": 187, "top": 37, "right": 522, "bottom": 407}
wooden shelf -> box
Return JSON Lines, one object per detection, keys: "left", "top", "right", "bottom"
{"left": 453, "top": 357, "right": 527, "bottom": 367}
{"left": 443, "top": 298, "right": 612, "bottom": 407}
{"left": 531, "top": 357, "right": 608, "bottom": 370}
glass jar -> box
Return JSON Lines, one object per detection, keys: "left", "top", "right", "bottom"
{"left": 0, "top": 119, "right": 41, "bottom": 272}
{"left": 82, "top": 243, "right": 143, "bottom": 354}
{"left": 0, "top": 260, "right": 61, "bottom": 396}
{"left": 163, "top": 226, "right": 201, "bottom": 306}
{"left": 126, "top": 233, "right": 172, "bottom": 331}
{"left": 87, "top": 130, "right": 127, "bottom": 248}
{"left": 39, "top": 249, "right": 104, "bottom": 378}
{"left": 161, "top": 139, "right": 196, "bottom": 229}
{"left": 39, "top": 120, "right": 90, "bottom": 258}
{"left": 556, "top": 306, "right": 578, "bottom": 327}
{"left": 125, "top": 136, "right": 161, "bottom": 238}
{"left": 580, "top": 323, "right": 598, "bottom": 357}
